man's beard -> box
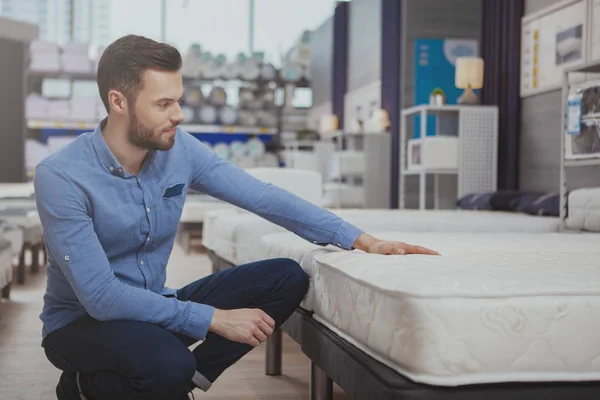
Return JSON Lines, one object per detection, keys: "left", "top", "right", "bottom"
{"left": 127, "top": 111, "right": 176, "bottom": 151}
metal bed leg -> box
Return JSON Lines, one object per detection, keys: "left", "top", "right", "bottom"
{"left": 265, "top": 328, "right": 282, "bottom": 376}
{"left": 31, "top": 243, "right": 41, "bottom": 274}
{"left": 17, "top": 245, "right": 26, "bottom": 284}
{"left": 310, "top": 362, "right": 333, "bottom": 400}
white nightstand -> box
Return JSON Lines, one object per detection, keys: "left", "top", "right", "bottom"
{"left": 399, "top": 104, "right": 498, "bottom": 210}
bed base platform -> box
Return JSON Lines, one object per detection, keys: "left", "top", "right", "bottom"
{"left": 207, "top": 252, "right": 600, "bottom": 399}
{"left": 302, "top": 314, "right": 600, "bottom": 400}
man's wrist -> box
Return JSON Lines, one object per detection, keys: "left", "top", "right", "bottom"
{"left": 352, "top": 233, "right": 376, "bottom": 252}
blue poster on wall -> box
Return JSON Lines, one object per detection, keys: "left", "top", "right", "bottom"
{"left": 413, "top": 38, "right": 478, "bottom": 138}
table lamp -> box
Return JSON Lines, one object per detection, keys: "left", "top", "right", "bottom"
{"left": 319, "top": 114, "right": 339, "bottom": 139}
{"left": 455, "top": 57, "right": 484, "bottom": 105}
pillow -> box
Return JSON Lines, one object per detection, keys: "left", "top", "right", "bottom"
{"left": 456, "top": 192, "right": 494, "bottom": 210}
{"left": 515, "top": 193, "right": 559, "bottom": 217}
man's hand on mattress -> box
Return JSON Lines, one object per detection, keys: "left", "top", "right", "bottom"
{"left": 209, "top": 308, "right": 276, "bottom": 347}
{"left": 352, "top": 233, "right": 440, "bottom": 256}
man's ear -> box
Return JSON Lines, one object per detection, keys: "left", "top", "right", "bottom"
{"left": 108, "top": 90, "right": 127, "bottom": 115}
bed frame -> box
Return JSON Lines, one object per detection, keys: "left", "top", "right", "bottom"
{"left": 207, "top": 251, "right": 600, "bottom": 400}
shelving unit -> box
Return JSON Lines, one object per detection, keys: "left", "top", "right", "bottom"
{"left": 559, "top": 59, "right": 600, "bottom": 228}
{"left": 399, "top": 104, "right": 498, "bottom": 210}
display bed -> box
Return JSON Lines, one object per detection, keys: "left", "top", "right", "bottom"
{"left": 203, "top": 209, "right": 561, "bottom": 266}
{"left": 209, "top": 230, "right": 600, "bottom": 398}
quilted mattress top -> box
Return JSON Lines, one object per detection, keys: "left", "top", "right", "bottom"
{"left": 314, "top": 231, "right": 600, "bottom": 298}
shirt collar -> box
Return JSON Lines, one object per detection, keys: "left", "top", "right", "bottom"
{"left": 91, "top": 118, "right": 124, "bottom": 175}
{"left": 91, "top": 118, "right": 157, "bottom": 176}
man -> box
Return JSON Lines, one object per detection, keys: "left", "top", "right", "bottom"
{"left": 34, "top": 35, "right": 438, "bottom": 400}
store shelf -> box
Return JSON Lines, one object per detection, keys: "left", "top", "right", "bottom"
{"left": 400, "top": 104, "right": 497, "bottom": 117}
{"left": 581, "top": 113, "right": 600, "bottom": 121}
{"left": 181, "top": 124, "right": 277, "bottom": 135}
{"left": 27, "top": 70, "right": 97, "bottom": 80}
{"left": 27, "top": 119, "right": 97, "bottom": 129}
{"left": 27, "top": 119, "right": 277, "bottom": 135}
{"left": 402, "top": 167, "right": 458, "bottom": 176}
{"left": 564, "top": 156, "right": 600, "bottom": 167}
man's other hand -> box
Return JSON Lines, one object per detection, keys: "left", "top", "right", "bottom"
{"left": 352, "top": 233, "right": 440, "bottom": 256}
{"left": 209, "top": 308, "right": 275, "bottom": 347}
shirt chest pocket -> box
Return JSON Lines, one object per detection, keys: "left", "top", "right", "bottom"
{"left": 157, "top": 182, "right": 186, "bottom": 233}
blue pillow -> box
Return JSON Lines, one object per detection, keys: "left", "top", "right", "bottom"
{"left": 515, "top": 193, "right": 559, "bottom": 217}
{"left": 457, "top": 192, "right": 494, "bottom": 210}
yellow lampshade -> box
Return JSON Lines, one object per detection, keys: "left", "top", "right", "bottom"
{"left": 455, "top": 57, "right": 484, "bottom": 89}
{"left": 319, "top": 114, "right": 339, "bottom": 135}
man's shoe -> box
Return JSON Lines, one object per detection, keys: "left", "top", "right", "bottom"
{"left": 56, "top": 371, "right": 87, "bottom": 400}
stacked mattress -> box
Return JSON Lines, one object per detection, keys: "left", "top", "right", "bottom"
{"left": 204, "top": 209, "right": 561, "bottom": 265}
{"left": 261, "top": 231, "right": 600, "bottom": 386}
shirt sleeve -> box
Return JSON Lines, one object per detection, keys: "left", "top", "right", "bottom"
{"left": 182, "top": 131, "right": 364, "bottom": 249}
{"left": 34, "top": 163, "right": 214, "bottom": 340}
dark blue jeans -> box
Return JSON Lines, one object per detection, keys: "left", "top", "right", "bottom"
{"left": 42, "top": 258, "right": 309, "bottom": 400}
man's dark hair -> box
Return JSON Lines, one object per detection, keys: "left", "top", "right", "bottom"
{"left": 97, "top": 35, "right": 182, "bottom": 113}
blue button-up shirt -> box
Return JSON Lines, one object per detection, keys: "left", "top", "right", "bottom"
{"left": 34, "top": 121, "right": 363, "bottom": 341}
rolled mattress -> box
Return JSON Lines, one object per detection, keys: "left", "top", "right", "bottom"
{"left": 309, "top": 231, "right": 600, "bottom": 387}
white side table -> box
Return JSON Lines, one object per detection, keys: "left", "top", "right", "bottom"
{"left": 399, "top": 104, "right": 498, "bottom": 210}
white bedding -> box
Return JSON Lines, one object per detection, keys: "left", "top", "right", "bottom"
{"left": 310, "top": 232, "right": 600, "bottom": 387}
{"left": 205, "top": 210, "right": 560, "bottom": 265}
{"left": 567, "top": 187, "right": 600, "bottom": 232}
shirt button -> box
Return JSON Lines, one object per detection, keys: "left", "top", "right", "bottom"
{"left": 146, "top": 236, "right": 150, "bottom": 242}
{"left": 140, "top": 260, "right": 144, "bottom": 265}
{"left": 146, "top": 207, "right": 150, "bottom": 213}
{"left": 109, "top": 166, "right": 114, "bottom": 171}
{"left": 64, "top": 255, "right": 70, "bottom": 261}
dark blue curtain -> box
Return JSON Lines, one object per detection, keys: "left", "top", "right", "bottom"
{"left": 381, "top": 0, "right": 402, "bottom": 208}
{"left": 480, "top": 0, "right": 524, "bottom": 191}
{"left": 332, "top": 2, "right": 349, "bottom": 129}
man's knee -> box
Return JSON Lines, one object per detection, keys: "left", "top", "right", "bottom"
{"left": 275, "top": 258, "right": 309, "bottom": 296}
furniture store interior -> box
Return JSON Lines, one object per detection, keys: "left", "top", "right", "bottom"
{"left": 1, "top": 0, "right": 599, "bottom": 399}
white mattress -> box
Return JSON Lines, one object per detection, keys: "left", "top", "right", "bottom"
{"left": 205, "top": 210, "right": 561, "bottom": 265}
{"left": 0, "top": 238, "right": 13, "bottom": 289}
{"left": 1, "top": 225, "right": 24, "bottom": 257}
{"left": 567, "top": 187, "right": 600, "bottom": 232}
{"left": 310, "top": 232, "right": 600, "bottom": 387}
{"left": 0, "top": 211, "right": 42, "bottom": 244}
{"left": 0, "top": 182, "right": 35, "bottom": 199}
{"left": 180, "top": 195, "right": 233, "bottom": 223}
